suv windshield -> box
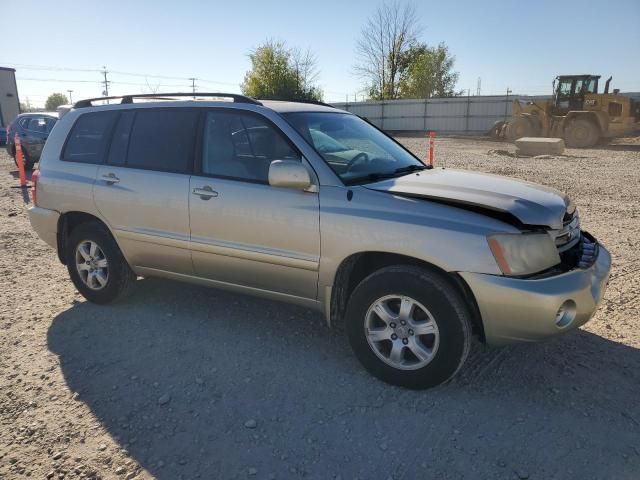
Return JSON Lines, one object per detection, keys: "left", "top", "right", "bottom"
{"left": 283, "top": 112, "right": 425, "bottom": 185}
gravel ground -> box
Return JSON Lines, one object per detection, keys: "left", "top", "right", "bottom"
{"left": 1, "top": 137, "right": 639, "bottom": 480}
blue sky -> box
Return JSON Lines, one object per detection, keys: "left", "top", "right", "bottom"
{"left": 3, "top": 0, "right": 639, "bottom": 107}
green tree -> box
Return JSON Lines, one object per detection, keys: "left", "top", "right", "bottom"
{"left": 397, "top": 42, "right": 460, "bottom": 98}
{"left": 45, "top": 93, "right": 69, "bottom": 111}
{"left": 241, "top": 40, "right": 322, "bottom": 101}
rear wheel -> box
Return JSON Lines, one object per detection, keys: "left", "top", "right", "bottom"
{"left": 22, "top": 149, "right": 34, "bottom": 170}
{"left": 345, "top": 266, "right": 472, "bottom": 389}
{"left": 65, "top": 222, "right": 136, "bottom": 304}
{"left": 564, "top": 118, "right": 599, "bottom": 148}
{"left": 506, "top": 116, "right": 534, "bottom": 142}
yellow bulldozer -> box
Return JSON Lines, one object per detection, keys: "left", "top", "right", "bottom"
{"left": 493, "top": 75, "right": 640, "bottom": 147}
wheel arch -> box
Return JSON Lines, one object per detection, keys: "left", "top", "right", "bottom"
{"left": 328, "top": 251, "right": 485, "bottom": 341}
{"left": 56, "top": 211, "right": 116, "bottom": 265}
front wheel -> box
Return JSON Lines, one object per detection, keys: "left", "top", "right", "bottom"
{"left": 564, "top": 118, "right": 599, "bottom": 148}
{"left": 65, "top": 222, "right": 136, "bottom": 304}
{"left": 346, "top": 266, "right": 472, "bottom": 389}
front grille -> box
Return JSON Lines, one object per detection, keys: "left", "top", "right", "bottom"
{"left": 576, "top": 232, "right": 599, "bottom": 269}
{"left": 555, "top": 210, "right": 581, "bottom": 252}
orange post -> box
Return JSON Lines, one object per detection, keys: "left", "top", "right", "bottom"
{"left": 14, "top": 134, "right": 28, "bottom": 187}
{"left": 428, "top": 131, "right": 436, "bottom": 167}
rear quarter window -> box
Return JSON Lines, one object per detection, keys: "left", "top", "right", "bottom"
{"left": 63, "top": 112, "right": 118, "bottom": 164}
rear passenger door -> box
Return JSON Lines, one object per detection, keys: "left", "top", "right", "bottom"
{"left": 188, "top": 109, "right": 321, "bottom": 300}
{"left": 93, "top": 108, "right": 198, "bottom": 275}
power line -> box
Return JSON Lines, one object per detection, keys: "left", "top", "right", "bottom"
{"left": 2, "top": 63, "right": 102, "bottom": 73}
{"left": 4, "top": 61, "right": 239, "bottom": 88}
{"left": 16, "top": 77, "right": 103, "bottom": 84}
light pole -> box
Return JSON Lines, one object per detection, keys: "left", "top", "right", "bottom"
{"left": 67, "top": 90, "right": 73, "bottom": 104}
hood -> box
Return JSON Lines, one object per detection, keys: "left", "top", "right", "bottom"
{"left": 365, "top": 169, "right": 571, "bottom": 229}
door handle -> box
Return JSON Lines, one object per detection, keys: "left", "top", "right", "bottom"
{"left": 192, "top": 186, "right": 218, "bottom": 200}
{"left": 101, "top": 173, "right": 120, "bottom": 184}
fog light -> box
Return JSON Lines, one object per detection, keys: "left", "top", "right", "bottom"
{"left": 555, "top": 300, "right": 577, "bottom": 328}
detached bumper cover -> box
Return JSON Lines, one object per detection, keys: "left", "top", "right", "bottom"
{"left": 460, "top": 234, "right": 611, "bottom": 345}
{"left": 28, "top": 206, "right": 59, "bottom": 249}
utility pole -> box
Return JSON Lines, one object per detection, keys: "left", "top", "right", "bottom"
{"left": 504, "top": 87, "right": 512, "bottom": 121}
{"left": 476, "top": 77, "right": 481, "bottom": 96}
{"left": 189, "top": 77, "right": 197, "bottom": 99}
{"left": 67, "top": 90, "right": 73, "bottom": 104}
{"left": 101, "top": 66, "right": 110, "bottom": 103}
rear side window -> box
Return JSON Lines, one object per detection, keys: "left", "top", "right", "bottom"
{"left": 26, "top": 117, "right": 47, "bottom": 132}
{"left": 106, "top": 111, "right": 135, "bottom": 166}
{"left": 63, "top": 112, "right": 117, "bottom": 164}
{"left": 127, "top": 110, "right": 198, "bottom": 172}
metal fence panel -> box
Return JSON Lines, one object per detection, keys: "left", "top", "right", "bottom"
{"left": 334, "top": 92, "right": 640, "bottom": 134}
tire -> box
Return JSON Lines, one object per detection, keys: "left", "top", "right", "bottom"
{"left": 22, "top": 149, "right": 32, "bottom": 170}
{"left": 345, "top": 266, "right": 472, "bottom": 389}
{"left": 564, "top": 118, "right": 599, "bottom": 148}
{"left": 65, "top": 221, "right": 136, "bottom": 304}
{"left": 505, "top": 116, "right": 533, "bottom": 142}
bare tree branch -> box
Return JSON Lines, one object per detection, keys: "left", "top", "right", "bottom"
{"left": 354, "top": 1, "right": 419, "bottom": 99}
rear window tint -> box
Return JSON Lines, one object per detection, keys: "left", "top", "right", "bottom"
{"left": 127, "top": 110, "right": 198, "bottom": 172}
{"left": 106, "top": 111, "right": 135, "bottom": 166}
{"left": 63, "top": 112, "right": 117, "bottom": 164}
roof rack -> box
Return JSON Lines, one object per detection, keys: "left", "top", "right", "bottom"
{"left": 73, "top": 92, "right": 262, "bottom": 108}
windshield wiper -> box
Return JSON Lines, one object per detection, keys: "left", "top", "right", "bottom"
{"left": 392, "top": 164, "right": 427, "bottom": 174}
{"left": 344, "top": 164, "right": 428, "bottom": 186}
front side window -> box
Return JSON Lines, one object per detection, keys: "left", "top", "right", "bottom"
{"left": 63, "top": 111, "right": 118, "bottom": 164}
{"left": 201, "top": 110, "right": 300, "bottom": 183}
{"left": 283, "top": 112, "right": 425, "bottom": 185}
{"left": 127, "top": 109, "right": 198, "bottom": 172}
{"left": 585, "top": 78, "right": 598, "bottom": 94}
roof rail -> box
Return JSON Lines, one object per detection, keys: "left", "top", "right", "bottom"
{"left": 281, "top": 99, "right": 336, "bottom": 109}
{"left": 73, "top": 92, "right": 262, "bottom": 108}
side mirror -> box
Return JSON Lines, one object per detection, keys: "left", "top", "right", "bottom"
{"left": 268, "top": 160, "right": 312, "bottom": 190}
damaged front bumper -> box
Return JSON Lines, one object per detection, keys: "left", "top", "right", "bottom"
{"left": 459, "top": 232, "right": 611, "bottom": 345}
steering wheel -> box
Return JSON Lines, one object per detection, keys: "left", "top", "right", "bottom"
{"left": 346, "top": 152, "right": 370, "bottom": 171}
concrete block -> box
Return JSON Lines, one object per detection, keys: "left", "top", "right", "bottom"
{"left": 515, "top": 137, "right": 565, "bottom": 156}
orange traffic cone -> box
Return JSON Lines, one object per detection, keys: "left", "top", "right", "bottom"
{"left": 14, "top": 133, "right": 29, "bottom": 188}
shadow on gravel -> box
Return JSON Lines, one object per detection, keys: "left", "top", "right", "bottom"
{"left": 48, "top": 278, "right": 640, "bottom": 480}
{"left": 595, "top": 144, "right": 640, "bottom": 152}
{"left": 8, "top": 169, "right": 33, "bottom": 204}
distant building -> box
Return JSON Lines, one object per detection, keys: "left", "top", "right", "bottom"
{"left": 0, "top": 67, "right": 20, "bottom": 128}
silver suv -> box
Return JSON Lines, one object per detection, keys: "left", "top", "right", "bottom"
{"left": 28, "top": 93, "right": 611, "bottom": 389}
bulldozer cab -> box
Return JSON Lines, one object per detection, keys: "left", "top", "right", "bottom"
{"left": 553, "top": 75, "right": 600, "bottom": 113}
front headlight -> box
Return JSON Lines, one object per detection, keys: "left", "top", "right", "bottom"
{"left": 487, "top": 233, "right": 560, "bottom": 276}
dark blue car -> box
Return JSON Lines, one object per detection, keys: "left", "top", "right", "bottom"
{"left": 5, "top": 112, "right": 58, "bottom": 169}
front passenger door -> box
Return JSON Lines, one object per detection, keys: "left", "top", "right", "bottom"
{"left": 189, "top": 109, "right": 321, "bottom": 300}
